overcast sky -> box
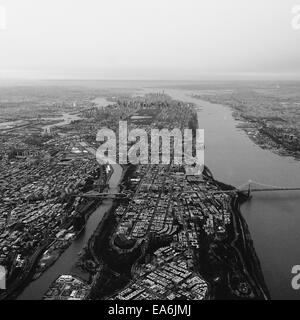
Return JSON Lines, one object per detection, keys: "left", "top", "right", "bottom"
{"left": 0, "top": 0, "right": 300, "bottom": 80}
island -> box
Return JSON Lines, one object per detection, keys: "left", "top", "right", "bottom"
{"left": 0, "top": 87, "right": 269, "bottom": 300}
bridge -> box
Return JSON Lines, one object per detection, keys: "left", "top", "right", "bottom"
{"left": 73, "top": 191, "right": 129, "bottom": 200}
{"left": 210, "top": 180, "right": 300, "bottom": 197}
{"left": 237, "top": 180, "right": 300, "bottom": 197}
{"left": 73, "top": 181, "right": 300, "bottom": 199}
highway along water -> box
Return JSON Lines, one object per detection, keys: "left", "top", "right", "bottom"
{"left": 155, "top": 88, "right": 300, "bottom": 300}
{"left": 17, "top": 163, "right": 123, "bottom": 300}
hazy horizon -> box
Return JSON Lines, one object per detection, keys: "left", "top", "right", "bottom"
{"left": 1, "top": 0, "right": 300, "bottom": 80}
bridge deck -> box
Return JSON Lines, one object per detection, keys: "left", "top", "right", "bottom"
{"left": 209, "top": 187, "right": 300, "bottom": 194}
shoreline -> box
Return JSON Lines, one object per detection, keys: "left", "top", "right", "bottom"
{"left": 2, "top": 197, "right": 102, "bottom": 300}
{"left": 80, "top": 95, "right": 270, "bottom": 300}
{"left": 84, "top": 164, "right": 270, "bottom": 300}
{"left": 6, "top": 92, "right": 270, "bottom": 300}
{"left": 5, "top": 166, "right": 109, "bottom": 300}
{"left": 192, "top": 94, "right": 300, "bottom": 162}
{"left": 77, "top": 165, "right": 128, "bottom": 273}
{"left": 210, "top": 170, "right": 270, "bottom": 299}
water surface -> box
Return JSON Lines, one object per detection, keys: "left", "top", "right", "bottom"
{"left": 18, "top": 163, "right": 123, "bottom": 300}
{"left": 156, "top": 88, "right": 300, "bottom": 300}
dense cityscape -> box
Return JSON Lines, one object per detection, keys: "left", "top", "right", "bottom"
{"left": 1, "top": 0, "right": 300, "bottom": 308}
{"left": 0, "top": 86, "right": 272, "bottom": 300}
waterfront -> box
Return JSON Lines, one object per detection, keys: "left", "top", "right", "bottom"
{"left": 14, "top": 85, "right": 300, "bottom": 300}
{"left": 141, "top": 88, "right": 300, "bottom": 300}
{"left": 42, "top": 113, "right": 82, "bottom": 134}
{"left": 17, "top": 163, "right": 123, "bottom": 300}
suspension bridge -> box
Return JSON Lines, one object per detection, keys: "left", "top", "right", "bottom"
{"left": 211, "top": 180, "right": 300, "bottom": 197}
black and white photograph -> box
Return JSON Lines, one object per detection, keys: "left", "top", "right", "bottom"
{"left": 0, "top": 0, "right": 300, "bottom": 308}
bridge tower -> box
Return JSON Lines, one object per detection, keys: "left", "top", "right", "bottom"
{"left": 247, "top": 180, "right": 252, "bottom": 198}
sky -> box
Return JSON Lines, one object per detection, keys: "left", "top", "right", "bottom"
{"left": 0, "top": 0, "right": 300, "bottom": 80}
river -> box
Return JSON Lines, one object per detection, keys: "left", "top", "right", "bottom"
{"left": 42, "top": 95, "right": 112, "bottom": 133}
{"left": 17, "top": 163, "right": 123, "bottom": 300}
{"left": 42, "top": 113, "right": 82, "bottom": 134}
{"left": 140, "top": 88, "right": 300, "bottom": 300}
{"left": 17, "top": 87, "right": 300, "bottom": 300}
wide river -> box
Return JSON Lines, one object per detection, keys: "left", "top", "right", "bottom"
{"left": 17, "top": 87, "right": 300, "bottom": 300}
{"left": 148, "top": 88, "right": 299, "bottom": 300}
